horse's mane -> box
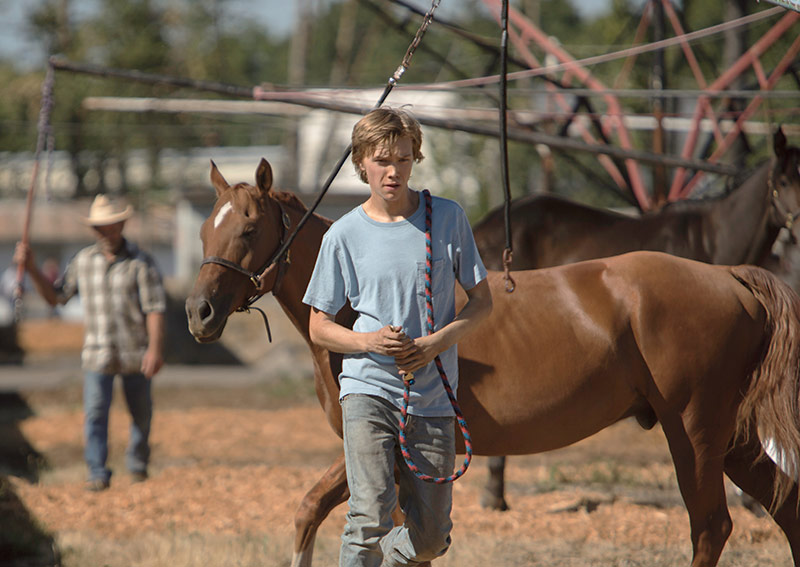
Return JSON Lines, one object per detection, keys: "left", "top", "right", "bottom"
{"left": 273, "top": 187, "right": 334, "bottom": 227}
{"left": 659, "top": 139, "right": 800, "bottom": 215}
{"left": 498, "top": 159, "right": 770, "bottom": 220}
{"left": 225, "top": 182, "right": 262, "bottom": 211}
{"left": 647, "top": 159, "right": 772, "bottom": 216}
{"left": 273, "top": 188, "right": 309, "bottom": 213}
{"left": 224, "top": 181, "right": 334, "bottom": 227}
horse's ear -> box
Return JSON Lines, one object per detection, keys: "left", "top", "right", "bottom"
{"left": 774, "top": 125, "right": 787, "bottom": 157}
{"left": 256, "top": 158, "right": 273, "bottom": 194}
{"left": 210, "top": 160, "right": 230, "bottom": 196}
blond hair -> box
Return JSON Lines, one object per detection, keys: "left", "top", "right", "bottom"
{"left": 351, "top": 107, "right": 425, "bottom": 183}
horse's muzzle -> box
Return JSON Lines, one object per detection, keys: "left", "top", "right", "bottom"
{"left": 185, "top": 295, "right": 228, "bottom": 343}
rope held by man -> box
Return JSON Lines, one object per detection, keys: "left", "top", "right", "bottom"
{"left": 398, "top": 190, "right": 473, "bottom": 484}
{"left": 14, "top": 64, "right": 56, "bottom": 321}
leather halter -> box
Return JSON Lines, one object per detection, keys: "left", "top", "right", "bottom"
{"left": 770, "top": 174, "right": 800, "bottom": 244}
{"left": 200, "top": 201, "right": 293, "bottom": 340}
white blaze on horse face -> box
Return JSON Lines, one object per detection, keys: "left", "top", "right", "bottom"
{"left": 214, "top": 201, "right": 233, "bottom": 229}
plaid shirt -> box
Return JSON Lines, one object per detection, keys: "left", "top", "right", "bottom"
{"left": 57, "top": 239, "right": 166, "bottom": 374}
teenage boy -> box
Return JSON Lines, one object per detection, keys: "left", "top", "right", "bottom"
{"left": 303, "top": 107, "right": 492, "bottom": 567}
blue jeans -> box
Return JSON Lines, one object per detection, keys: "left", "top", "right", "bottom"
{"left": 83, "top": 371, "right": 152, "bottom": 483}
{"left": 340, "top": 394, "right": 455, "bottom": 567}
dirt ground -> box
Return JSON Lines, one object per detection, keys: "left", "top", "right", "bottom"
{"left": 1, "top": 318, "right": 796, "bottom": 567}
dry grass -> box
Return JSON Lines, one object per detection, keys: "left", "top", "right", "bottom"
{"left": 2, "top": 380, "right": 795, "bottom": 567}
{"left": 4, "top": 298, "right": 794, "bottom": 565}
{"left": 16, "top": 319, "right": 84, "bottom": 355}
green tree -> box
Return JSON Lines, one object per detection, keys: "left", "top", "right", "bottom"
{"left": 5, "top": 0, "right": 290, "bottom": 199}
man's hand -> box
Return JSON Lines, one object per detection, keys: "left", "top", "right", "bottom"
{"left": 394, "top": 334, "right": 438, "bottom": 377}
{"left": 13, "top": 242, "right": 35, "bottom": 271}
{"left": 366, "top": 325, "right": 417, "bottom": 358}
{"left": 307, "top": 309, "right": 434, "bottom": 381}
{"left": 142, "top": 312, "right": 165, "bottom": 379}
{"left": 12, "top": 242, "right": 60, "bottom": 307}
{"left": 393, "top": 278, "right": 493, "bottom": 379}
{"left": 365, "top": 325, "right": 428, "bottom": 381}
{"left": 141, "top": 347, "right": 164, "bottom": 379}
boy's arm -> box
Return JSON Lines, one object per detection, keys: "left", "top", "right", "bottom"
{"left": 394, "top": 278, "right": 492, "bottom": 376}
{"left": 309, "top": 307, "right": 416, "bottom": 358}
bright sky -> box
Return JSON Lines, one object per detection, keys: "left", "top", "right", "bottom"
{"left": 0, "top": 0, "right": 302, "bottom": 69}
{"left": 0, "top": 0, "right": 611, "bottom": 71}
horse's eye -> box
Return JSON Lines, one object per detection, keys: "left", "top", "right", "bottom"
{"left": 242, "top": 227, "right": 257, "bottom": 239}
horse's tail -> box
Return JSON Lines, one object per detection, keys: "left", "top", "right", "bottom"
{"left": 732, "top": 264, "right": 800, "bottom": 509}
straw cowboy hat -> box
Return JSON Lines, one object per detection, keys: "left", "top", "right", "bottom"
{"left": 83, "top": 194, "right": 133, "bottom": 226}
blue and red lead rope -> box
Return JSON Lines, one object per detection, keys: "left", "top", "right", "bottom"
{"left": 398, "top": 189, "right": 473, "bottom": 484}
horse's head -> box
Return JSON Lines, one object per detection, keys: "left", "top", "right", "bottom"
{"left": 770, "top": 126, "right": 800, "bottom": 233}
{"left": 185, "top": 158, "right": 289, "bottom": 342}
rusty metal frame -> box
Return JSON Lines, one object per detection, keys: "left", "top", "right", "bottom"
{"left": 482, "top": 0, "right": 651, "bottom": 209}
{"left": 479, "top": 0, "right": 799, "bottom": 209}
{"left": 671, "top": 10, "right": 800, "bottom": 199}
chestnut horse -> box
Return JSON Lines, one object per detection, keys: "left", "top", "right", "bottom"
{"left": 186, "top": 159, "right": 800, "bottom": 567}
{"left": 473, "top": 127, "right": 800, "bottom": 510}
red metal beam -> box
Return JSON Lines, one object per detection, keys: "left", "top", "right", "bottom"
{"left": 481, "top": 0, "right": 651, "bottom": 209}
{"left": 668, "top": 10, "right": 800, "bottom": 199}
{"left": 473, "top": 0, "right": 798, "bottom": 209}
{"left": 677, "top": 30, "right": 800, "bottom": 198}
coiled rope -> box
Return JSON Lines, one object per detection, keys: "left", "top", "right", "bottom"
{"left": 398, "top": 189, "right": 473, "bottom": 484}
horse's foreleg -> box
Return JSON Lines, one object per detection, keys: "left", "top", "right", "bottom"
{"left": 292, "top": 453, "right": 349, "bottom": 567}
{"left": 660, "top": 410, "right": 732, "bottom": 567}
{"left": 480, "top": 456, "right": 510, "bottom": 511}
{"left": 725, "top": 436, "right": 800, "bottom": 566}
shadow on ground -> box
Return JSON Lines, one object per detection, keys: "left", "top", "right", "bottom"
{"left": 0, "top": 392, "right": 59, "bottom": 566}
{"left": 163, "top": 292, "right": 243, "bottom": 365}
{"left": 0, "top": 324, "right": 22, "bottom": 365}
{"left": 1, "top": 293, "right": 246, "bottom": 367}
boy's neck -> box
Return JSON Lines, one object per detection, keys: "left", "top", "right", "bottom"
{"left": 362, "top": 189, "right": 419, "bottom": 223}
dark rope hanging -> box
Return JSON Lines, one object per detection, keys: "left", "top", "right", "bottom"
{"left": 499, "top": 0, "right": 515, "bottom": 293}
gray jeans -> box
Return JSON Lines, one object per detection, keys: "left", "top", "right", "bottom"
{"left": 340, "top": 394, "right": 456, "bottom": 567}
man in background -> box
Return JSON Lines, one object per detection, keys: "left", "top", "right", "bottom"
{"left": 14, "top": 194, "right": 166, "bottom": 491}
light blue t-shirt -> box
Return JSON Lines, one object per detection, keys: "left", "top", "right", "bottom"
{"left": 303, "top": 191, "right": 487, "bottom": 416}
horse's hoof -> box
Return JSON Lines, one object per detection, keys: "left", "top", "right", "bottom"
{"left": 480, "top": 493, "right": 510, "bottom": 511}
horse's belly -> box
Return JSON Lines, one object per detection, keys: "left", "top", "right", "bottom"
{"left": 457, "top": 268, "right": 647, "bottom": 456}
{"left": 459, "top": 357, "right": 642, "bottom": 456}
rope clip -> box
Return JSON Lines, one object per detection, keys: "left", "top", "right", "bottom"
{"left": 502, "top": 248, "right": 516, "bottom": 293}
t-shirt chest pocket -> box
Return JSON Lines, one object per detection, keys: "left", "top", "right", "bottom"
{"left": 417, "top": 258, "right": 448, "bottom": 297}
